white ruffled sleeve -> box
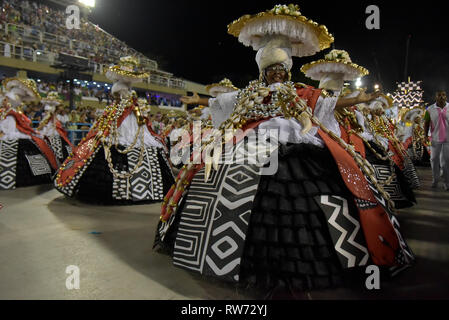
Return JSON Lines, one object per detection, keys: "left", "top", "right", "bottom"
{"left": 0, "top": 115, "right": 31, "bottom": 140}
{"left": 355, "top": 110, "right": 372, "bottom": 141}
{"left": 377, "top": 136, "right": 390, "bottom": 150}
{"left": 209, "top": 91, "right": 239, "bottom": 128}
{"left": 401, "top": 126, "right": 413, "bottom": 142}
{"left": 40, "top": 120, "right": 58, "bottom": 137}
{"left": 355, "top": 110, "right": 365, "bottom": 130}
{"left": 313, "top": 96, "right": 341, "bottom": 137}
{"left": 257, "top": 118, "right": 324, "bottom": 147}
{"left": 113, "top": 113, "right": 164, "bottom": 149}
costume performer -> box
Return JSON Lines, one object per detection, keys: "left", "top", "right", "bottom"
{"left": 54, "top": 57, "right": 175, "bottom": 204}
{"left": 301, "top": 52, "right": 416, "bottom": 209}
{"left": 37, "top": 91, "right": 74, "bottom": 164}
{"left": 0, "top": 78, "right": 58, "bottom": 190}
{"left": 401, "top": 108, "right": 430, "bottom": 167}
{"left": 154, "top": 5, "right": 415, "bottom": 296}
{"left": 364, "top": 97, "right": 421, "bottom": 190}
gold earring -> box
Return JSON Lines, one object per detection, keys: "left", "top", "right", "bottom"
{"left": 288, "top": 72, "right": 292, "bottom": 81}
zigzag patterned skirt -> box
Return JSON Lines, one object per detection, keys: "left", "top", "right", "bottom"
{"left": 0, "top": 139, "right": 53, "bottom": 190}
{"left": 156, "top": 143, "right": 376, "bottom": 293}
{"left": 70, "top": 145, "right": 174, "bottom": 205}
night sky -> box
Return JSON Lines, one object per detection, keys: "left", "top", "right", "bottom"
{"left": 86, "top": 0, "right": 449, "bottom": 103}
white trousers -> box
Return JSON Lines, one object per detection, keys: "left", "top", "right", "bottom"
{"left": 431, "top": 143, "right": 449, "bottom": 185}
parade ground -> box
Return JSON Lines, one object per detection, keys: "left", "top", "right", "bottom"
{"left": 0, "top": 167, "right": 448, "bottom": 300}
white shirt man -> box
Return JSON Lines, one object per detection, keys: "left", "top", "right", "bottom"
{"left": 424, "top": 91, "right": 449, "bottom": 190}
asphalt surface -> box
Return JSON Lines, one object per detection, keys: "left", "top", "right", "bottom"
{"left": 0, "top": 167, "right": 447, "bottom": 300}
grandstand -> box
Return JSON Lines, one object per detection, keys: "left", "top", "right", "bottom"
{"left": 0, "top": 0, "right": 207, "bottom": 114}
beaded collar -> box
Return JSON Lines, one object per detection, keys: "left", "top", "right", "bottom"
{"left": 221, "top": 80, "right": 299, "bottom": 131}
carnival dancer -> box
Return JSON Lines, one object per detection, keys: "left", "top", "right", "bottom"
{"left": 364, "top": 96, "right": 421, "bottom": 190}
{"left": 54, "top": 57, "right": 174, "bottom": 204}
{"left": 154, "top": 5, "right": 414, "bottom": 297}
{"left": 170, "top": 79, "right": 239, "bottom": 166}
{"left": 401, "top": 108, "right": 430, "bottom": 167}
{"left": 170, "top": 80, "right": 239, "bottom": 168}
{"left": 301, "top": 51, "right": 416, "bottom": 209}
{"left": 0, "top": 78, "right": 59, "bottom": 190}
{"left": 37, "top": 91, "right": 74, "bottom": 164}
{"left": 424, "top": 91, "right": 449, "bottom": 190}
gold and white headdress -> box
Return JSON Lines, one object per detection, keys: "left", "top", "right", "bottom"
{"left": 3, "top": 78, "right": 41, "bottom": 102}
{"left": 227, "top": 4, "right": 334, "bottom": 72}
{"left": 106, "top": 56, "right": 149, "bottom": 83}
{"left": 206, "top": 78, "right": 239, "bottom": 97}
{"left": 41, "top": 91, "right": 63, "bottom": 106}
{"left": 301, "top": 49, "right": 369, "bottom": 91}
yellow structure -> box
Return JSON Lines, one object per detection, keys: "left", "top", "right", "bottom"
{"left": 0, "top": 56, "right": 208, "bottom": 94}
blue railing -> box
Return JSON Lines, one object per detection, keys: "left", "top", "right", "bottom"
{"left": 32, "top": 121, "right": 92, "bottom": 145}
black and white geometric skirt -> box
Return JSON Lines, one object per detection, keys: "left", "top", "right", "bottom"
{"left": 55, "top": 144, "right": 175, "bottom": 205}
{"left": 365, "top": 141, "right": 416, "bottom": 209}
{"left": 407, "top": 143, "right": 431, "bottom": 167}
{"left": 154, "top": 143, "right": 381, "bottom": 293}
{"left": 47, "top": 135, "right": 72, "bottom": 165}
{"left": 0, "top": 139, "right": 53, "bottom": 190}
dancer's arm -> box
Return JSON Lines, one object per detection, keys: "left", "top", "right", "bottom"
{"left": 336, "top": 90, "right": 382, "bottom": 110}
{"left": 180, "top": 92, "right": 209, "bottom": 106}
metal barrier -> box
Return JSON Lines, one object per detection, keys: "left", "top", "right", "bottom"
{"left": 0, "top": 22, "right": 185, "bottom": 89}
{"left": 4, "top": 22, "right": 158, "bottom": 70}
{"left": 1, "top": 21, "right": 186, "bottom": 89}
{"left": 66, "top": 123, "right": 92, "bottom": 146}
{"left": 31, "top": 121, "right": 92, "bottom": 145}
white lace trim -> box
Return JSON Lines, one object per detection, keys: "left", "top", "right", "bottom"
{"left": 258, "top": 117, "right": 323, "bottom": 147}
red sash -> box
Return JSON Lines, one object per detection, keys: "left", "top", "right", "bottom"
{"left": 8, "top": 110, "right": 59, "bottom": 170}
{"left": 389, "top": 141, "right": 405, "bottom": 170}
{"left": 403, "top": 136, "right": 413, "bottom": 150}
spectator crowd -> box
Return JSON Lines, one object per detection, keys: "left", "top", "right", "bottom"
{"left": 0, "top": 0, "right": 155, "bottom": 68}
